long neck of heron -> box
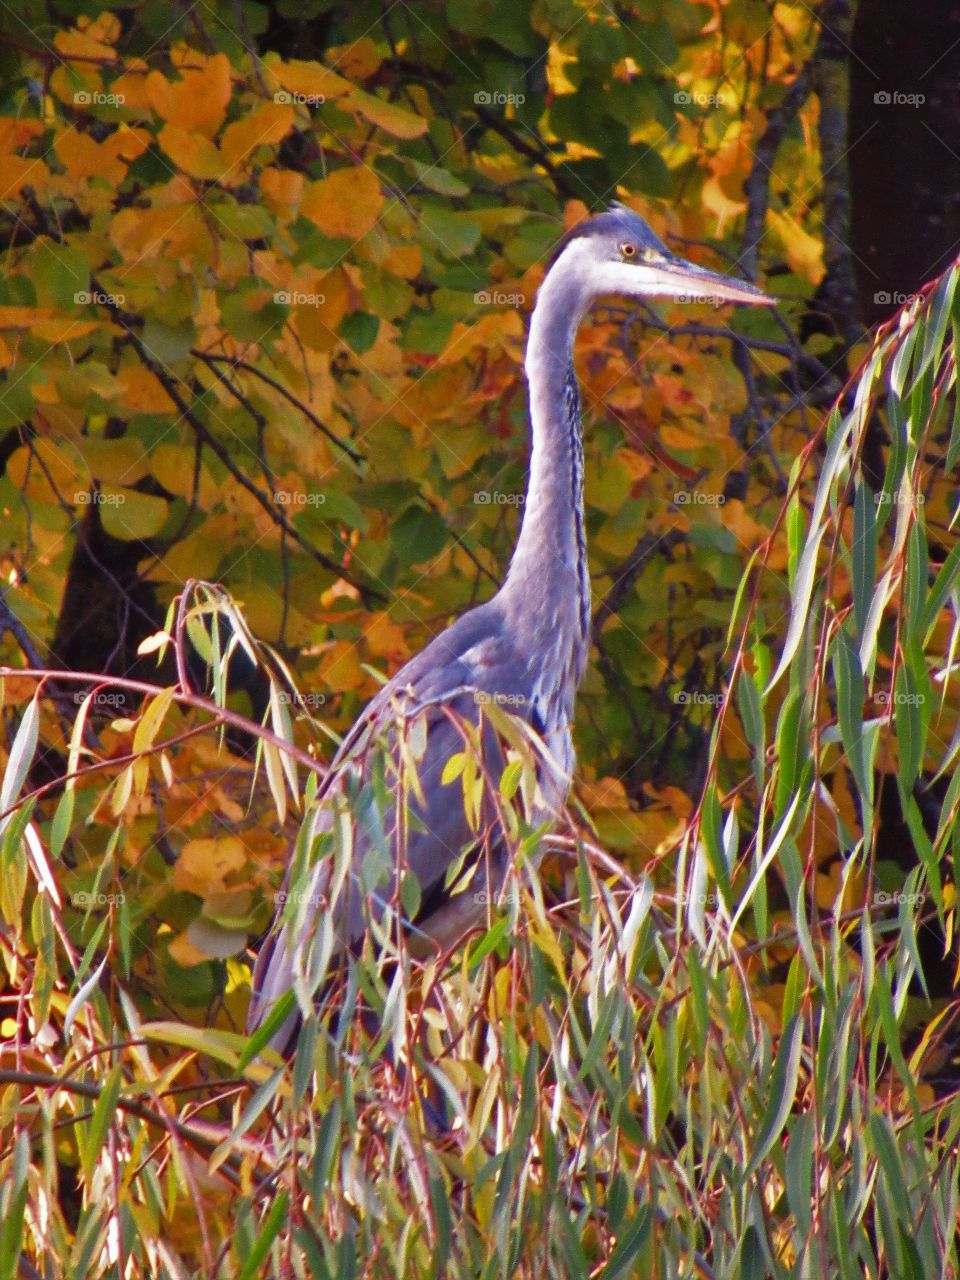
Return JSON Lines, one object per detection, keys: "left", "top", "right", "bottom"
{"left": 500, "top": 273, "right": 591, "bottom": 686}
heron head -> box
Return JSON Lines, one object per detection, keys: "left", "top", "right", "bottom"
{"left": 548, "top": 203, "right": 773, "bottom": 309}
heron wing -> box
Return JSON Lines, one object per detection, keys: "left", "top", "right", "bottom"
{"left": 247, "top": 617, "right": 525, "bottom": 1046}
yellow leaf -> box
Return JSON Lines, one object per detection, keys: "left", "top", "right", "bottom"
{"left": 719, "top": 498, "right": 769, "bottom": 549}
{"left": 702, "top": 172, "right": 747, "bottom": 231}
{"left": 54, "top": 126, "right": 149, "bottom": 183}
{"left": 363, "top": 612, "right": 410, "bottom": 662}
{"left": 768, "top": 209, "right": 825, "bottom": 286}
{"left": 98, "top": 488, "right": 169, "bottom": 539}
{"left": 116, "top": 365, "right": 177, "bottom": 414}
{"left": 78, "top": 437, "right": 150, "bottom": 485}
{"left": 110, "top": 63, "right": 152, "bottom": 113}
{"left": 33, "top": 319, "right": 101, "bottom": 342}
{"left": 384, "top": 244, "right": 422, "bottom": 279}
{"left": 301, "top": 167, "right": 383, "bottom": 238}
{"left": 0, "top": 306, "right": 54, "bottom": 328}
{"left": 659, "top": 423, "right": 705, "bottom": 452}
{"left": 149, "top": 444, "right": 219, "bottom": 506}
{"left": 146, "top": 54, "right": 232, "bottom": 137}
{"left": 272, "top": 59, "right": 353, "bottom": 102}
{"left": 53, "top": 28, "right": 119, "bottom": 63}
{"left": 342, "top": 89, "right": 428, "bottom": 139}
{"left": 260, "top": 166, "right": 304, "bottom": 212}
{"left": 326, "top": 37, "right": 382, "bottom": 81}
{"left": 174, "top": 836, "right": 246, "bottom": 897}
{"left": 156, "top": 124, "right": 224, "bottom": 181}
{"left": 219, "top": 101, "right": 295, "bottom": 171}
{"left": 435, "top": 311, "right": 524, "bottom": 366}
{"left": 5, "top": 439, "right": 85, "bottom": 498}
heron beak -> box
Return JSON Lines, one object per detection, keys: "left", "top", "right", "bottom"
{"left": 644, "top": 258, "right": 774, "bottom": 307}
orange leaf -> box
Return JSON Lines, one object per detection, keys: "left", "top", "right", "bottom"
{"left": 301, "top": 167, "right": 383, "bottom": 238}
{"left": 219, "top": 101, "right": 295, "bottom": 172}
{"left": 0, "top": 306, "right": 54, "bottom": 328}
{"left": 53, "top": 28, "right": 119, "bottom": 64}
{"left": 116, "top": 366, "right": 177, "bottom": 414}
{"left": 173, "top": 836, "right": 246, "bottom": 897}
{"left": 272, "top": 59, "right": 353, "bottom": 102}
{"left": 260, "top": 166, "right": 304, "bottom": 211}
{"left": 146, "top": 53, "right": 232, "bottom": 137}
{"left": 156, "top": 124, "right": 224, "bottom": 181}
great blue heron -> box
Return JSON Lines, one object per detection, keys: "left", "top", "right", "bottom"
{"left": 247, "top": 204, "right": 772, "bottom": 1050}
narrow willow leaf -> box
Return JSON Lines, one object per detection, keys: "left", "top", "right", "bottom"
{"left": 467, "top": 914, "right": 510, "bottom": 969}
{"left": 237, "top": 1190, "right": 288, "bottom": 1280}
{"left": 736, "top": 673, "right": 764, "bottom": 794}
{"left": 597, "top": 1208, "right": 651, "bottom": 1279}
{"left": 81, "top": 1064, "right": 122, "bottom": 1181}
{"left": 890, "top": 323, "right": 920, "bottom": 397}
{"left": 784, "top": 1113, "right": 814, "bottom": 1241}
{"left": 686, "top": 841, "right": 708, "bottom": 946}
{"left": 833, "top": 628, "right": 870, "bottom": 805}
{"left": 904, "top": 518, "right": 927, "bottom": 644}
{"left": 209, "top": 1068, "right": 284, "bottom": 1174}
{"left": 262, "top": 741, "right": 287, "bottom": 824}
{"left": 744, "top": 1014, "right": 804, "bottom": 1179}
{"left": 63, "top": 954, "right": 107, "bottom": 1040}
{"left": 769, "top": 408, "right": 854, "bottom": 691}
{"left": 895, "top": 663, "right": 925, "bottom": 790}
{"left": 852, "top": 481, "right": 877, "bottom": 643}
{"left": 49, "top": 787, "right": 74, "bottom": 859}
{"left": 0, "top": 693, "right": 39, "bottom": 839}
{"left": 0, "top": 1131, "right": 29, "bottom": 1280}
{"left": 921, "top": 543, "right": 960, "bottom": 639}
{"left": 268, "top": 680, "right": 298, "bottom": 798}
{"left": 238, "top": 990, "right": 296, "bottom": 1071}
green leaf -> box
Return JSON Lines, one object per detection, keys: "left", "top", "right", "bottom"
{"left": 338, "top": 310, "right": 380, "bottom": 353}
{"left": 0, "top": 693, "right": 39, "bottom": 840}
{"left": 744, "top": 1014, "right": 804, "bottom": 1179}
{"left": 237, "top": 1190, "right": 288, "bottom": 1280}
{"left": 81, "top": 1064, "right": 123, "bottom": 1182}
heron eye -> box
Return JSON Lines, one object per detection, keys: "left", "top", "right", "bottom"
{"left": 620, "top": 242, "right": 638, "bottom": 259}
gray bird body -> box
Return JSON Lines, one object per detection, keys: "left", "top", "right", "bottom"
{"left": 247, "top": 205, "right": 771, "bottom": 1047}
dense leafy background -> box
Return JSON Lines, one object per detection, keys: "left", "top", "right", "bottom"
{"left": 1, "top": 2, "right": 960, "bottom": 1277}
